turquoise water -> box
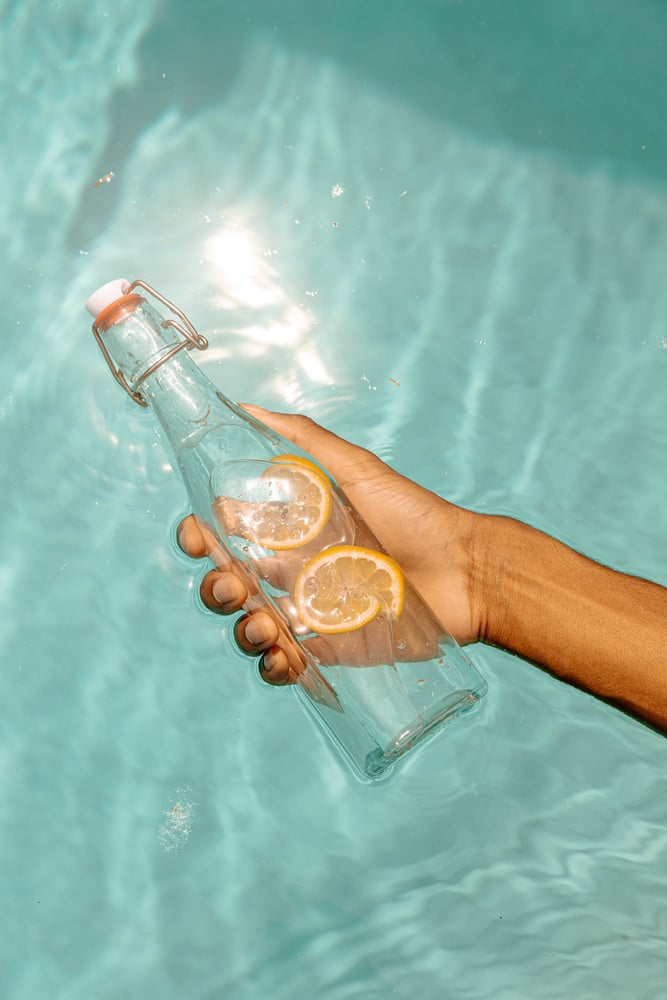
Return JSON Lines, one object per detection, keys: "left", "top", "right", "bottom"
{"left": 2, "top": 0, "right": 667, "bottom": 997}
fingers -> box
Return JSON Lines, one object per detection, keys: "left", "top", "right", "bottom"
{"left": 199, "top": 568, "right": 247, "bottom": 614}
{"left": 199, "top": 566, "right": 294, "bottom": 686}
{"left": 176, "top": 409, "right": 351, "bottom": 689}
{"left": 234, "top": 613, "right": 292, "bottom": 686}
{"left": 178, "top": 517, "right": 252, "bottom": 614}
{"left": 177, "top": 515, "right": 230, "bottom": 566}
{"left": 235, "top": 614, "right": 292, "bottom": 686}
{"left": 258, "top": 648, "right": 292, "bottom": 686}
{"left": 177, "top": 514, "right": 209, "bottom": 559}
{"left": 234, "top": 610, "right": 280, "bottom": 652}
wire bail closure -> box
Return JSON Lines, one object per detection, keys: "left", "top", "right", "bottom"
{"left": 92, "top": 279, "right": 209, "bottom": 407}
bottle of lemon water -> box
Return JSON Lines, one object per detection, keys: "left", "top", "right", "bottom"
{"left": 86, "top": 279, "right": 487, "bottom": 779}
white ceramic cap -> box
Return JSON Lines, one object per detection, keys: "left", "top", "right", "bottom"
{"left": 85, "top": 279, "right": 131, "bottom": 319}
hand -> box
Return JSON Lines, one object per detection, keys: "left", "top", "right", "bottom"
{"left": 177, "top": 404, "right": 667, "bottom": 732}
{"left": 178, "top": 405, "right": 482, "bottom": 686}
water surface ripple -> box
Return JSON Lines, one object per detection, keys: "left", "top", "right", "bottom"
{"left": 2, "top": 2, "right": 667, "bottom": 998}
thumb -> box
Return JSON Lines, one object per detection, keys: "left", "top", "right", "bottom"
{"left": 239, "top": 404, "right": 383, "bottom": 488}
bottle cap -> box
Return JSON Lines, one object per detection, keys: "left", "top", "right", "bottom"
{"left": 85, "top": 279, "right": 131, "bottom": 319}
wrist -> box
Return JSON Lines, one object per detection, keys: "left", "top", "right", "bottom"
{"left": 466, "top": 512, "right": 524, "bottom": 650}
{"left": 469, "top": 511, "right": 577, "bottom": 672}
{"left": 468, "top": 512, "right": 574, "bottom": 657}
{"left": 441, "top": 505, "right": 508, "bottom": 646}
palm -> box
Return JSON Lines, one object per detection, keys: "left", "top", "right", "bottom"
{"left": 319, "top": 447, "right": 476, "bottom": 647}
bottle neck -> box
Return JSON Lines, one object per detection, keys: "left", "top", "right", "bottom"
{"left": 97, "top": 295, "right": 241, "bottom": 445}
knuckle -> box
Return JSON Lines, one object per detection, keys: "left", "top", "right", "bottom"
{"left": 288, "top": 412, "right": 317, "bottom": 439}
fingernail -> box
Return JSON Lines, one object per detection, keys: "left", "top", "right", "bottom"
{"left": 212, "top": 579, "right": 231, "bottom": 605}
{"left": 245, "top": 617, "right": 268, "bottom": 647}
{"left": 259, "top": 651, "right": 279, "bottom": 677}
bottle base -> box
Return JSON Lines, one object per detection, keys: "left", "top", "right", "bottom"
{"left": 362, "top": 686, "right": 484, "bottom": 779}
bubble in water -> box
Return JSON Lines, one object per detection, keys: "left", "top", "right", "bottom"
{"left": 158, "top": 787, "right": 196, "bottom": 854}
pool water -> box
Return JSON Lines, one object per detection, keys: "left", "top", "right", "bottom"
{"left": 2, "top": 1, "right": 667, "bottom": 997}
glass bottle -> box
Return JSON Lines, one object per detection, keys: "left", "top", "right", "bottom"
{"left": 87, "top": 279, "right": 487, "bottom": 780}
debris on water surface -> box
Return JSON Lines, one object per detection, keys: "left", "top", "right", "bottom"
{"left": 158, "top": 787, "right": 196, "bottom": 853}
{"left": 93, "top": 171, "right": 114, "bottom": 188}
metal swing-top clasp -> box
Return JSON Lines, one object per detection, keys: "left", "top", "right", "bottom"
{"left": 91, "top": 279, "right": 209, "bottom": 407}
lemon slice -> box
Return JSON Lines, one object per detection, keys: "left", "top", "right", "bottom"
{"left": 241, "top": 456, "right": 331, "bottom": 550}
{"left": 270, "top": 453, "right": 331, "bottom": 482}
{"left": 294, "top": 545, "right": 405, "bottom": 635}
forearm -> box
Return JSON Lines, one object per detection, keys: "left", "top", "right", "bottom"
{"left": 472, "top": 514, "right": 667, "bottom": 731}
